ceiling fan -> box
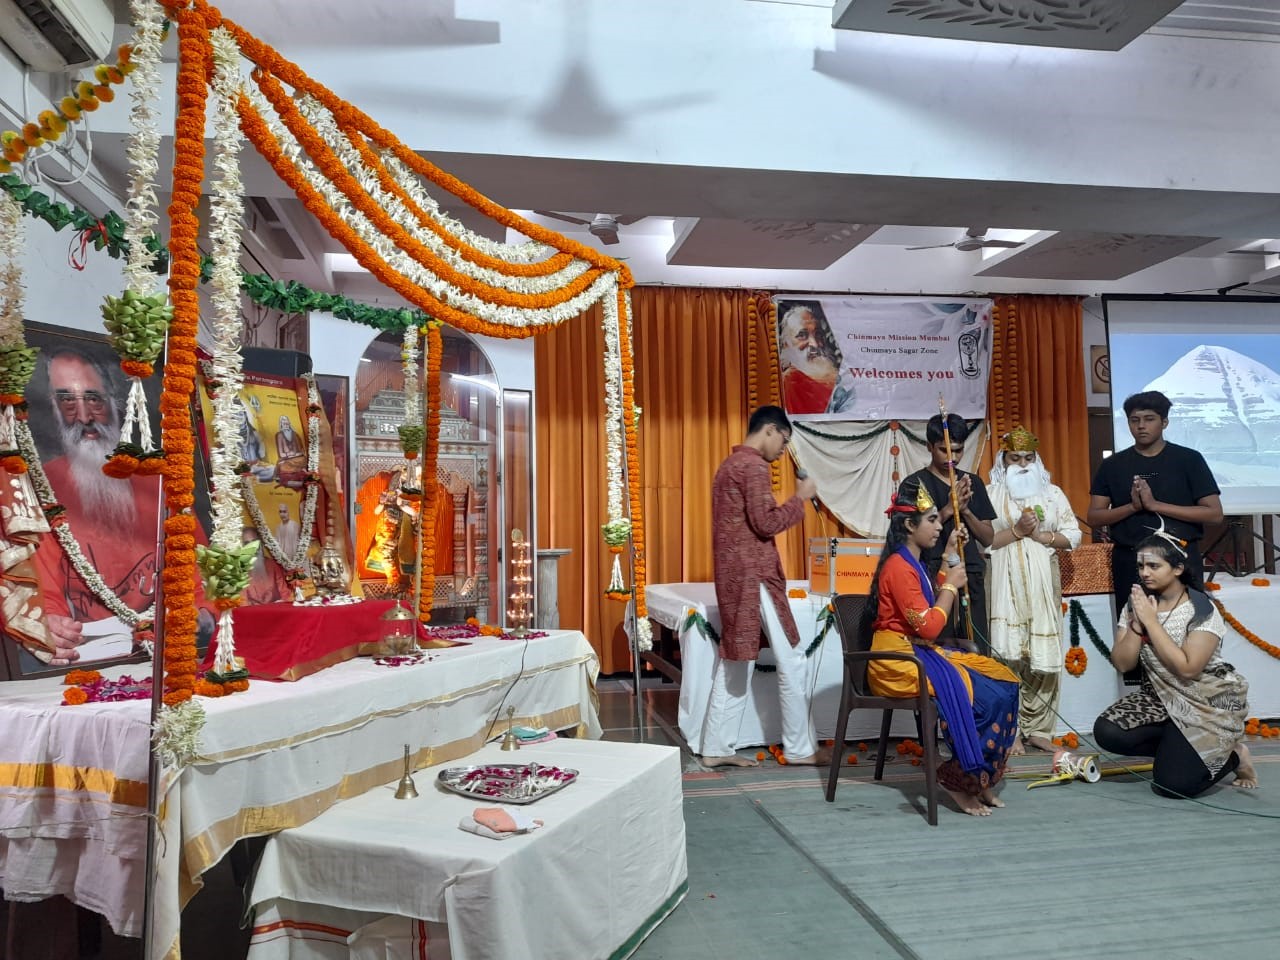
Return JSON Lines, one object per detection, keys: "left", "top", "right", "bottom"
{"left": 532, "top": 211, "right": 646, "bottom": 245}
{"left": 906, "top": 227, "right": 1027, "bottom": 252}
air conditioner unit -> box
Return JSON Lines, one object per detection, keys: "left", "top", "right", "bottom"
{"left": 0, "top": 0, "right": 115, "bottom": 72}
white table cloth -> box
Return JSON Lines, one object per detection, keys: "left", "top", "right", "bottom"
{"left": 247, "top": 739, "right": 688, "bottom": 960}
{"left": 645, "top": 581, "right": 917, "bottom": 747}
{"left": 643, "top": 580, "right": 1280, "bottom": 749}
{"left": 0, "top": 630, "right": 601, "bottom": 960}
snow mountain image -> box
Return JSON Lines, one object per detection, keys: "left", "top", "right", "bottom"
{"left": 1119, "top": 345, "right": 1280, "bottom": 486}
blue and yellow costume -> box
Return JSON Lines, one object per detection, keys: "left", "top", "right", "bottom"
{"left": 869, "top": 544, "right": 1020, "bottom": 795}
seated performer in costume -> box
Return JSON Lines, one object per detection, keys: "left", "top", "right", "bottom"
{"left": 863, "top": 475, "right": 1021, "bottom": 816}
{"left": 1093, "top": 532, "right": 1257, "bottom": 797}
{"left": 986, "top": 425, "right": 1081, "bottom": 754}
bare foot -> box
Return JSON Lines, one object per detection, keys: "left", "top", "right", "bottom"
{"left": 785, "top": 745, "right": 833, "bottom": 766}
{"left": 701, "top": 753, "right": 759, "bottom": 768}
{"left": 1009, "top": 738, "right": 1026, "bottom": 757}
{"left": 945, "top": 787, "right": 992, "bottom": 816}
{"left": 1233, "top": 743, "right": 1259, "bottom": 789}
{"left": 1025, "top": 735, "right": 1056, "bottom": 753}
{"left": 979, "top": 788, "right": 1005, "bottom": 808}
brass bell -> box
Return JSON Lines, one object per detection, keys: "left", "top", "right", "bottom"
{"left": 500, "top": 706, "right": 520, "bottom": 752}
{"left": 394, "top": 743, "right": 419, "bottom": 799}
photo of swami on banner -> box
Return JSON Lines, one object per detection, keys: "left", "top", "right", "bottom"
{"left": 775, "top": 296, "right": 992, "bottom": 421}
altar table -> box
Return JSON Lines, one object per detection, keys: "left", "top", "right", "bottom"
{"left": 247, "top": 739, "right": 688, "bottom": 960}
{"left": 0, "top": 629, "right": 601, "bottom": 959}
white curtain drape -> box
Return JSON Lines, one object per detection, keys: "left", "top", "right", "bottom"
{"left": 789, "top": 420, "right": 989, "bottom": 537}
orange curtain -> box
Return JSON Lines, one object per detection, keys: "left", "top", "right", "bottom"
{"left": 987, "top": 295, "right": 1092, "bottom": 523}
{"left": 536, "top": 287, "right": 770, "bottom": 672}
{"left": 536, "top": 289, "right": 1093, "bottom": 673}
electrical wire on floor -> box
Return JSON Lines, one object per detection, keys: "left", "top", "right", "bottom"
{"left": 482, "top": 633, "right": 531, "bottom": 744}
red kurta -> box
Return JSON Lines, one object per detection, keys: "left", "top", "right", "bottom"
{"left": 711, "top": 445, "right": 804, "bottom": 660}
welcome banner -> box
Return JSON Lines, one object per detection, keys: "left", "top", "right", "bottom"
{"left": 774, "top": 296, "right": 992, "bottom": 420}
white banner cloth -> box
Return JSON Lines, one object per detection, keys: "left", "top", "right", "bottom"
{"left": 775, "top": 295, "right": 992, "bottom": 420}
{"left": 247, "top": 740, "right": 688, "bottom": 960}
{"left": 0, "top": 630, "right": 601, "bottom": 959}
{"left": 788, "top": 420, "right": 988, "bottom": 538}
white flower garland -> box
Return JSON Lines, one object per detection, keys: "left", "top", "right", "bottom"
{"left": 376, "top": 158, "right": 558, "bottom": 266}
{"left": 16, "top": 421, "right": 155, "bottom": 627}
{"left": 206, "top": 27, "right": 249, "bottom": 552}
{"left": 401, "top": 324, "right": 420, "bottom": 426}
{"left": 152, "top": 698, "right": 205, "bottom": 771}
{"left": 206, "top": 26, "right": 251, "bottom": 674}
{"left": 121, "top": 0, "right": 165, "bottom": 294}
{"left": 0, "top": 192, "right": 24, "bottom": 347}
{"left": 296, "top": 95, "right": 594, "bottom": 295}
{"left": 240, "top": 373, "right": 321, "bottom": 576}
{"left": 601, "top": 291, "right": 626, "bottom": 523}
{"left": 244, "top": 90, "right": 619, "bottom": 330}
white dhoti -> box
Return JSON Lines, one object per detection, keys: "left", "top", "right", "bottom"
{"left": 699, "top": 584, "right": 817, "bottom": 761}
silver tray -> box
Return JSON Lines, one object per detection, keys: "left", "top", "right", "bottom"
{"left": 436, "top": 762, "right": 579, "bottom": 805}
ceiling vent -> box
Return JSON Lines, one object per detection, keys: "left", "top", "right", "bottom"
{"left": 832, "top": 0, "right": 1183, "bottom": 51}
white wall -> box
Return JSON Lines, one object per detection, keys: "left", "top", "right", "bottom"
{"left": 20, "top": 214, "right": 127, "bottom": 334}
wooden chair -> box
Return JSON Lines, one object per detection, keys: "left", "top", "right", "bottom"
{"left": 824, "top": 593, "right": 939, "bottom": 825}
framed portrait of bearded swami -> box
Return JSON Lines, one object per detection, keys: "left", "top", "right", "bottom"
{"left": 1, "top": 322, "right": 170, "bottom": 679}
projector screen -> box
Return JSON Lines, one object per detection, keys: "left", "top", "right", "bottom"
{"left": 1104, "top": 295, "right": 1280, "bottom": 515}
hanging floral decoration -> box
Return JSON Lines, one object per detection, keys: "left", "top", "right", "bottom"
{"left": 0, "top": 35, "right": 142, "bottom": 174}
{"left": 99, "top": 0, "right": 172, "bottom": 479}
{"left": 398, "top": 324, "right": 424, "bottom": 462}
{"left": 1067, "top": 598, "right": 1110, "bottom": 670}
{"left": 1212, "top": 598, "right": 1280, "bottom": 660}
{"left": 0, "top": 191, "right": 36, "bottom": 473}
{"left": 417, "top": 323, "right": 443, "bottom": 621}
{"left": 192, "top": 23, "right": 253, "bottom": 692}
{"left": 155, "top": 0, "right": 213, "bottom": 709}
{"left": 38, "top": 0, "right": 651, "bottom": 705}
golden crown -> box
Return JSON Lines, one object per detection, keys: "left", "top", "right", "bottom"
{"left": 888, "top": 483, "right": 937, "bottom": 517}
{"left": 1000, "top": 425, "right": 1040, "bottom": 453}
{"left": 916, "top": 484, "right": 936, "bottom": 512}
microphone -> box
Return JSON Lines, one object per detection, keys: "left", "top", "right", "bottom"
{"left": 793, "top": 466, "right": 822, "bottom": 511}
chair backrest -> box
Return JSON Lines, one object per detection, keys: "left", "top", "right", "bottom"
{"left": 831, "top": 593, "right": 873, "bottom": 695}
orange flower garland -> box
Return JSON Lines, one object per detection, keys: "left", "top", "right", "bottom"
{"left": 342, "top": 127, "right": 577, "bottom": 279}
{"left": 745, "top": 295, "right": 759, "bottom": 413}
{"left": 1212, "top": 598, "right": 1280, "bottom": 660}
{"left": 1065, "top": 646, "right": 1087, "bottom": 676}
{"left": 418, "top": 324, "right": 443, "bottom": 621}
{"left": 0, "top": 44, "right": 137, "bottom": 173}
{"left": 1052, "top": 732, "right": 1081, "bottom": 749}
{"left": 757, "top": 294, "right": 782, "bottom": 491}
{"left": 616, "top": 289, "right": 647, "bottom": 625}
{"left": 249, "top": 69, "right": 606, "bottom": 311}
{"left": 218, "top": 18, "right": 624, "bottom": 276}
{"left": 235, "top": 95, "right": 564, "bottom": 342}
{"left": 156, "top": 0, "right": 213, "bottom": 707}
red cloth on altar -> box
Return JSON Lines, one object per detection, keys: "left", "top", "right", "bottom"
{"left": 202, "top": 599, "right": 410, "bottom": 680}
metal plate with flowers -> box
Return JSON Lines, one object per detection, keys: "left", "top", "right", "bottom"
{"left": 436, "top": 762, "right": 579, "bottom": 804}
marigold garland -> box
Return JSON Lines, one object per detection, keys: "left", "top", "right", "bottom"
{"left": 1212, "top": 598, "right": 1280, "bottom": 660}
{"left": 1064, "top": 646, "right": 1087, "bottom": 677}
{"left": 417, "top": 324, "right": 443, "bottom": 621}
{"left": 219, "top": 17, "right": 626, "bottom": 276}
{"left": 249, "top": 70, "right": 606, "bottom": 311}
{"left": 0, "top": 42, "right": 139, "bottom": 174}
{"left": 615, "top": 288, "right": 648, "bottom": 631}
{"left": 157, "top": 0, "right": 213, "bottom": 706}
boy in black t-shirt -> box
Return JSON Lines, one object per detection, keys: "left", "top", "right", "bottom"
{"left": 1087, "top": 390, "right": 1223, "bottom": 617}
{"left": 907, "top": 414, "right": 996, "bottom": 653}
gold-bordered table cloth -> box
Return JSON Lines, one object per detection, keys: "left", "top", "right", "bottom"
{"left": 0, "top": 629, "right": 601, "bottom": 959}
